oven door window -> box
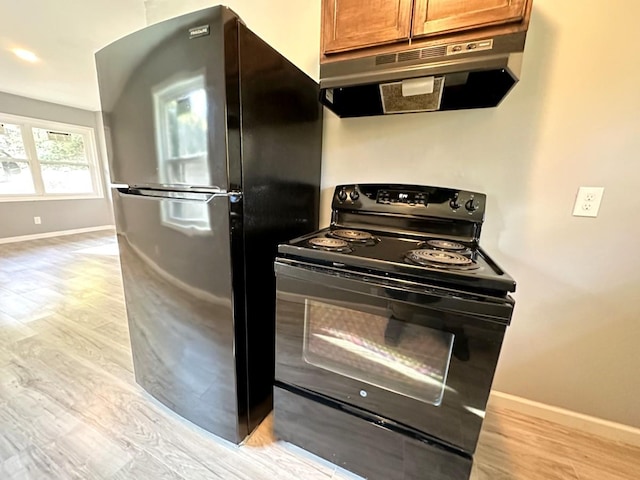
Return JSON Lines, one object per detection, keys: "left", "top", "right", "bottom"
{"left": 303, "top": 299, "right": 454, "bottom": 406}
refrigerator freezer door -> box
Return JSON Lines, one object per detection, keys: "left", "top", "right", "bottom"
{"left": 96, "top": 7, "right": 237, "bottom": 190}
{"left": 112, "top": 187, "right": 244, "bottom": 442}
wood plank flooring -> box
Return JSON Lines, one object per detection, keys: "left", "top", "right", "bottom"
{"left": 0, "top": 231, "right": 638, "bottom": 479}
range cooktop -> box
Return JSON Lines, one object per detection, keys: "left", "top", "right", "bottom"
{"left": 279, "top": 227, "right": 515, "bottom": 294}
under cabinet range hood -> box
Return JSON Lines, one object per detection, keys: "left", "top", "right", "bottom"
{"left": 320, "top": 32, "right": 528, "bottom": 117}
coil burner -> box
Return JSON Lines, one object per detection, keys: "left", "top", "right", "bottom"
{"left": 424, "top": 239, "right": 467, "bottom": 251}
{"left": 329, "top": 229, "right": 378, "bottom": 245}
{"left": 308, "top": 237, "right": 352, "bottom": 252}
{"left": 405, "top": 249, "right": 480, "bottom": 271}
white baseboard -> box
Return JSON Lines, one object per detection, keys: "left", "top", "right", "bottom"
{"left": 0, "top": 225, "right": 115, "bottom": 244}
{"left": 489, "top": 391, "right": 640, "bottom": 447}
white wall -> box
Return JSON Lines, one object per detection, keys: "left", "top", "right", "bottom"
{"left": 146, "top": 0, "right": 640, "bottom": 429}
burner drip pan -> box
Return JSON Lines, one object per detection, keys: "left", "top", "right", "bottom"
{"left": 405, "top": 249, "right": 480, "bottom": 270}
{"left": 424, "top": 239, "right": 467, "bottom": 251}
{"left": 329, "top": 229, "right": 377, "bottom": 244}
{"left": 308, "top": 237, "right": 351, "bottom": 252}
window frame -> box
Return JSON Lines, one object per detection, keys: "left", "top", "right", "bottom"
{"left": 0, "top": 112, "right": 104, "bottom": 202}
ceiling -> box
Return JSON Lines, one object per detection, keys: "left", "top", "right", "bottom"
{"left": 0, "top": 0, "right": 147, "bottom": 111}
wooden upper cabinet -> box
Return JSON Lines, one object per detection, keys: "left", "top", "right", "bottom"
{"left": 322, "top": 0, "right": 413, "bottom": 54}
{"left": 412, "top": 0, "right": 527, "bottom": 38}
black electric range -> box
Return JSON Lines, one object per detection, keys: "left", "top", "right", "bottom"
{"left": 273, "top": 183, "right": 517, "bottom": 480}
{"left": 279, "top": 183, "right": 515, "bottom": 295}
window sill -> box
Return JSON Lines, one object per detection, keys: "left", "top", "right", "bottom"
{"left": 0, "top": 194, "right": 105, "bottom": 203}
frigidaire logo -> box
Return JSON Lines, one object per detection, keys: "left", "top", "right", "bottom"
{"left": 189, "top": 25, "right": 210, "bottom": 38}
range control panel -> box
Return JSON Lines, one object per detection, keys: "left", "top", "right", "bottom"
{"left": 332, "top": 183, "right": 487, "bottom": 221}
{"left": 377, "top": 189, "right": 427, "bottom": 205}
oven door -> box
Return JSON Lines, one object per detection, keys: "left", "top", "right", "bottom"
{"left": 274, "top": 259, "right": 513, "bottom": 454}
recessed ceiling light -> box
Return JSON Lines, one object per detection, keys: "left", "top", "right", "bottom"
{"left": 12, "top": 48, "right": 39, "bottom": 63}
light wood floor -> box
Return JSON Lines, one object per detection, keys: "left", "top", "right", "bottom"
{"left": 0, "top": 231, "right": 638, "bottom": 479}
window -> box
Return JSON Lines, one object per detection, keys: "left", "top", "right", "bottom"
{"left": 0, "top": 113, "right": 103, "bottom": 200}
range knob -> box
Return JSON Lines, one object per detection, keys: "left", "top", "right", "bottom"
{"left": 465, "top": 199, "right": 480, "bottom": 212}
{"left": 450, "top": 198, "right": 461, "bottom": 210}
{"left": 337, "top": 188, "right": 348, "bottom": 202}
{"left": 350, "top": 189, "right": 360, "bottom": 201}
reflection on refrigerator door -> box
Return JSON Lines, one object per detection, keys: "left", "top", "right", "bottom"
{"left": 153, "top": 72, "right": 212, "bottom": 188}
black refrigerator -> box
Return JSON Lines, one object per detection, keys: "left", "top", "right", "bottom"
{"left": 95, "top": 6, "right": 323, "bottom": 443}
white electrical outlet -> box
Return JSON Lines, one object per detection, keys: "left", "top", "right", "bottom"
{"left": 573, "top": 187, "right": 604, "bottom": 217}
{"left": 33, "top": 216, "right": 41, "bottom": 225}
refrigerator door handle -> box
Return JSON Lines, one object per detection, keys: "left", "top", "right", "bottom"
{"left": 115, "top": 187, "right": 242, "bottom": 204}
{"left": 194, "top": 191, "right": 242, "bottom": 204}
{"left": 115, "top": 187, "right": 239, "bottom": 203}
{"left": 213, "top": 191, "right": 242, "bottom": 204}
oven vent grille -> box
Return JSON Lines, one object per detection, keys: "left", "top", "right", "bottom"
{"left": 375, "top": 45, "right": 447, "bottom": 67}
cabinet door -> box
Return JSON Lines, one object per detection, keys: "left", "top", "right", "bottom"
{"left": 322, "top": 0, "right": 413, "bottom": 54}
{"left": 412, "top": 0, "right": 527, "bottom": 38}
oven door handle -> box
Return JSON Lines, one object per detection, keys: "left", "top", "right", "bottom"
{"left": 275, "top": 259, "right": 513, "bottom": 324}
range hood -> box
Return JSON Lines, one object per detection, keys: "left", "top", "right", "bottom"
{"left": 319, "top": 31, "right": 527, "bottom": 117}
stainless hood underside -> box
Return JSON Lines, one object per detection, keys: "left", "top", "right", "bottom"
{"left": 319, "top": 32, "right": 527, "bottom": 117}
